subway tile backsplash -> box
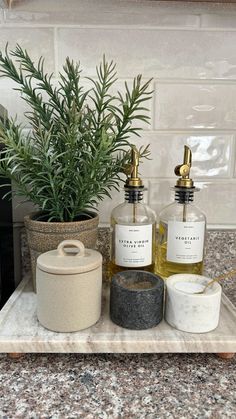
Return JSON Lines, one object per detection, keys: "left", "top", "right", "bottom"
{"left": 155, "top": 83, "right": 236, "bottom": 130}
{"left": 201, "top": 14, "right": 236, "bottom": 29}
{"left": 0, "top": 0, "right": 236, "bottom": 227}
{"left": 57, "top": 28, "right": 236, "bottom": 80}
{"left": 0, "top": 28, "right": 54, "bottom": 73}
{"left": 4, "top": 4, "right": 200, "bottom": 28}
{"left": 135, "top": 133, "right": 233, "bottom": 179}
{"left": 149, "top": 179, "right": 236, "bottom": 226}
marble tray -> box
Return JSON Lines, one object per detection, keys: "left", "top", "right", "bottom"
{"left": 0, "top": 276, "right": 236, "bottom": 353}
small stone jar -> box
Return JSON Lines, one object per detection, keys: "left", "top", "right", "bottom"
{"left": 36, "top": 240, "right": 102, "bottom": 332}
{"left": 165, "top": 274, "right": 222, "bottom": 333}
{"left": 110, "top": 270, "right": 164, "bottom": 330}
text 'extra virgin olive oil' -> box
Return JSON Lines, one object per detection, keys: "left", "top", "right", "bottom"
{"left": 156, "top": 146, "right": 206, "bottom": 279}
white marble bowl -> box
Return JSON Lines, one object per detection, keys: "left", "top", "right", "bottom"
{"left": 165, "top": 274, "right": 222, "bottom": 333}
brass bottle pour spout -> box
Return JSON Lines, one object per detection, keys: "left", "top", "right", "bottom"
{"left": 125, "top": 146, "right": 143, "bottom": 189}
{"left": 174, "top": 145, "right": 195, "bottom": 222}
{"left": 175, "top": 145, "right": 193, "bottom": 189}
{"left": 125, "top": 146, "right": 144, "bottom": 223}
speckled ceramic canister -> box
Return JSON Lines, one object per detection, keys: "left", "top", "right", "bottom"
{"left": 36, "top": 240, "right": 102, "bottom": 332}
{"left": 110, "top": 270, "right": 164, "bottom": 330}
{"left": 165, "top": 274, "right": 222, "bottom": 333}
{"left": 25, "top": 211, "right": 99, "bottom": 290}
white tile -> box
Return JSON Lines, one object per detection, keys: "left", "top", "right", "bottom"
{"left": 0, "top": 78, "right": 57, "bottom": 125}
{"left": 148, "top": 179, "right": 174, "bottom": 223}
{"left": 201, "top": 14, "right": 236, "bottom": 29}
{"left": 155, "top": 83, "right": 236, "bottom": 130}
{"left": 0, "top": 28, "right": 54, "bottom": 73}
{"left": 0, "top": 80, "right": 30, "bottom": 124}
{"left": 134, "top": 132, "right": 233, "bottom": 179}
{"left": 58, "top": 28, "right": 236, "bottom": 79}
{"left": 195, "top": 180, "right": 236, "bottom": 226}
{"left": 97, "top": 185, "right": 123, "bottom": 225}
{"left": 0, "top": 9, "right": 3, "bottom": 24}
{"left": 149, "top": 179, "right": 236, "bottom": 226}
{"left": 4, "top": 1, "right": 199, "bottom": 27}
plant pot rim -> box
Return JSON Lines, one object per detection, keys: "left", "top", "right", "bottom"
{"left": 24, "top": 211, "right": 99, "bottom": 234}
{"left": 24, "top": 211, "right": 98, "bottom": 225}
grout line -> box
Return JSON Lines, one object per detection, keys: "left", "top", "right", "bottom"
{"left": 53, "top": 27, "right": 59, "bottom": 77}
{"left": 8, "top": 128, "right": 236, "bottom": 136}
{"left": 12, "top": 72, "right": 236, "bottom": 86}
{"left": 99, "top": 222, "right": 236, "bottom": 229}
{"left": 142, "top": 128, "right": 236, "bottom": 135}
{"left": 0, "top": 7, "right": 5, "bottom": 25}
{"left": 142, "top": 177, "right": 236, "bottom": 183}
{"left": 43, "top": 75, "right": 236, "bottom": 86}
{"left": 196, "top": 14, "right": 201, "bottom": 29}
{"left": 199, "top": 14, "right": 204, "bottom": 29}
{"left": 231, "top": 134, "right": 236, "bottom": 179}
{"left": 154, "top": 79, "right": 236, "bottom": 85}
{"left": 2, "top": 23, "right": 236, "bottom": 31}
{"left": 150, "top": 80, "right": 156, "bottom": 131}
{"left": 38, "top": 75, "right": 236, "bottom": 85}
{"left": 141, "top": 129, "right": 236, "bottom": 134}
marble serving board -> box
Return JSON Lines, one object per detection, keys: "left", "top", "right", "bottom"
{"left": 0, "top": 276, "right": 236, "bottom": 354}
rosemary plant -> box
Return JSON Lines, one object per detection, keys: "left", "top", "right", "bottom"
{"left": 0, "top": 45, "right": 152, "bottom": 222}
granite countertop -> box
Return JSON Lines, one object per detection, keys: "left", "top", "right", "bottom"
{"left": 0, "top": 229, "right": 235, "bottom": 418}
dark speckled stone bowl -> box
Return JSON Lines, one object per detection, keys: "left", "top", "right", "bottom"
{"left": 110, "top": 270, "right": 164, "bottom": 330}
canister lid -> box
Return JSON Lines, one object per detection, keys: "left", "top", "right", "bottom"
{"left": 37, "top": 240, "right": 102, "bottom": 275}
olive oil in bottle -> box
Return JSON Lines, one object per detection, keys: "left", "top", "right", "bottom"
{"left": 109, "top": 147, "right": 156, "bottom": 279}
{"left": 156, "top": 146, "right": 206, "bottom": 278}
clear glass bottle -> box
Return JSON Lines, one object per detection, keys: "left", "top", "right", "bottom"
{"left": 156, "top": 146, "right": 206, "bottom": 278}
{"left": 109, "top": 148, "right": 156, "bottom": 279}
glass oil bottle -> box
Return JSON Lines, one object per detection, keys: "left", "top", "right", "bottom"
{"left": 156, "top": 145, "right": 206, "bottom": 278}
{"left": 109, "top": 147, "right": 156, "bottom": 278}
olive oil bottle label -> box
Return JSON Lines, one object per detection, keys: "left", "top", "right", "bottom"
{"left": 115, "top": 224, "right": 152, "bottom": 267}
{"left": 167, "top": 221, "right": 205, "bottom": 264}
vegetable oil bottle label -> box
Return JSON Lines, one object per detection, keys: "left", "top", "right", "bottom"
{"left": 167, "top": 221, "right": 205, "bottom": 264}
{"left": 115, "top": 224, "right": 152, "bottom": 267}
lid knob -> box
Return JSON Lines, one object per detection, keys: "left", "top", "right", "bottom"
{"left": 57, "top": 240, "right": 85, "bottom": 257}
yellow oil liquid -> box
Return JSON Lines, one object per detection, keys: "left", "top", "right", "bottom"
{"left": 156, "top": 241, "right": 203, "bottom": 278}
{"left": 155, "top": 222, "right": 203, "bottom": 279}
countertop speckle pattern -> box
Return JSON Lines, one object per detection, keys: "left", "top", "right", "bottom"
{"left": 1, "top": 228, "right": 235, "bottom": 418}
{"left": 0, "top": 353, "right": 235, "bottom": 418}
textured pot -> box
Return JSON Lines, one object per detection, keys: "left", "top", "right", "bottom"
{"left": 24, "top": 211, "right": 99, "bottom": 290}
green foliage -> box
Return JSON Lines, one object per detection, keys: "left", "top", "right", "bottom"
{"left": 0, "top": 45, "right": 152, "bottom": 222}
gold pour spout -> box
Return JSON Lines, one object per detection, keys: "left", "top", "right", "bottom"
{"left": 125, "top": 146, "right": 143, "bottom": 188}
{"left": 174, "top": 145, "right": 194, "bottom": 188}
